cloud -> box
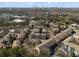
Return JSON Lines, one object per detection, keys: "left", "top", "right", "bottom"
{"left": 48, "top": 2, "right": 52, "bottom": 4}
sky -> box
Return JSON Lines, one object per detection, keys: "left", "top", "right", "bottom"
{"left": 0, "top": 2, "right": 79, "bottom": 8}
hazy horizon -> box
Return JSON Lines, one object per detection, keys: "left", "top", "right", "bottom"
{"left": 0, "top": 2, "right": 79, "bottom": 8}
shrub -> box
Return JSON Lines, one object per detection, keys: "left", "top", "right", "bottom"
{"left": 0, "top": 48, "right": 29, "bottom": 57}
{"left": 39, "top": 48, "right": 51, "bottom": 57}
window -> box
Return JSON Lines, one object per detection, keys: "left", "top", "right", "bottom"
{"left": 68, "top": 46, "right": 71, "bottom": 52}
{"left": 66, "top": 45, "right": 68, "bottom": 52}
{"left": 70, "top": 47, "right": 75, "bottom": 56}
{"left": 74, "top": 50, "right": 78, "bottom": 56}
{"left": 61, "top": 43, "right": 64, "bottom": 49}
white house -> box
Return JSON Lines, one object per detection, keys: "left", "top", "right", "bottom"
{"left": 13, "top": 19, "right": 25, "bottom": 23}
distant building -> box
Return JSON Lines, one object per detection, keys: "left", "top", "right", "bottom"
{"left": 30, "top": 32, "right": 48, "bottom": 40}
{"left": 29, "top": 25, "right": 49, "bottom": 40}
{"left": 29, "top": 20, "right": 37, "bottom": 26}
{"left": 12, "top": 19, "right": 25, "bottom": 23}
{"left": 71, "top": 23, "right": 79, "bottom": 29}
